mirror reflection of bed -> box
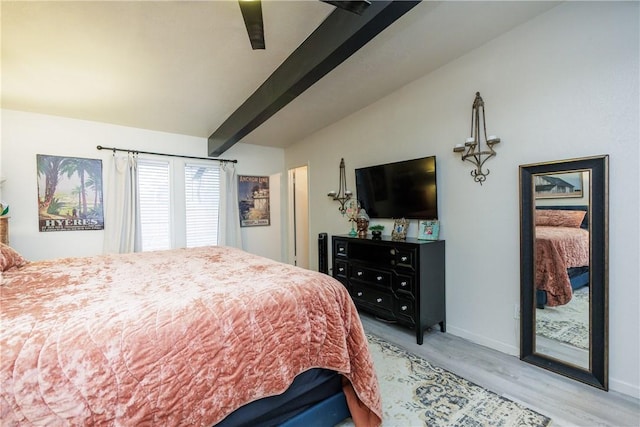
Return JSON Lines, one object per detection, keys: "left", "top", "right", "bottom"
{"left": 533, "top": 172, "right": 590, "bottom": 369}
{"left": 521, "top": 155, "right": 607, "bottom": 390}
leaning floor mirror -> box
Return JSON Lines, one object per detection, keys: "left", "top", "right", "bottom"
{"left": 519, "top": 155, "right": 608, "bottom": 390}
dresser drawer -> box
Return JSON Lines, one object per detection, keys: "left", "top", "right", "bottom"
{"left": 393, "top": 273, "right": 415, "bottom": 297}
{"left": 334, "top": 240, "right": 348, "bottom": 257}
{"left": 334, "top": 260, "right": 348, "bottom": 278}
{"left": 350, "top": 265, "right": 392, "bottom": 289}
{"left": 351, "top": 285, "right": 394, "bottom": 312}
{"left": 395, "top": 298, "right": 416, "bottom": 324}
{"left": 392, "top": 248, "right": 416, "bottom": 269}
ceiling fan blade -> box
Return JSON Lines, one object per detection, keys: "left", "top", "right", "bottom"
{"left": 238, "top": 0, "right": 265, "bottom": 50}
{"left": 320, "top": 0, "right": 371, "bottom": 15}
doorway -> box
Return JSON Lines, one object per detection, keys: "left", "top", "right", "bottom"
{"left": 287, "top": 165, "right": 309, "bottom": 269}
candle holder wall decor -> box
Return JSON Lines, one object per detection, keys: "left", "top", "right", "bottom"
{"left": 453, "top": 92, "right": 501, "bottom": 185}
{"left": 327, "top": 158, "right": 352, "bottom": 215}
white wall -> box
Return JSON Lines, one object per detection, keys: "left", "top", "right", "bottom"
{"left": 223, "top": 142, "right": 286, "bottom": 261}
{"left": 0, "top": 109, "right": 285, "bottom": 261}
{"left": 285, "top": 2, "right": 639, "bottom": 397}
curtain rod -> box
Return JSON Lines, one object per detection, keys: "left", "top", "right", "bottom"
{"left": 96, "top": 145, "right": 237, "bottom": 163}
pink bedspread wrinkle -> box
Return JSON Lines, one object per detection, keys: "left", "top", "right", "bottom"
{"left": 1, "top": 246, "right": 381, "bottom": 426}
{"left": 535, "top": 226, "right": 589, "bottom": 306}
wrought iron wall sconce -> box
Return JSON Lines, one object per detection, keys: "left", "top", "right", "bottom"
{"left": 453, "top": 92, "right": 501, "bottom": 184}
{"left": 327, "top": 158, "right": 352, "bottom": 215}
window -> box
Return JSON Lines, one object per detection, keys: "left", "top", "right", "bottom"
{"left": 185, "top": 163, "right": 220, "bottom": 247}
{"left": 138, "top": 159, "right": 171, "bottom": 251}
{"left": 137, "top": 158, "right": 220, "bottom": 251}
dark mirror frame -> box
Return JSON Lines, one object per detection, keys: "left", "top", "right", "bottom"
{"left": 519, "top": 155, "right": 609, "bottom": 390}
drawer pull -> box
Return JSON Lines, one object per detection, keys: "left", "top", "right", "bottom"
{"left": 339, "top": 247, "right": 344, "bottom": 252}
{"left": 376, "top": 298, "right": 383, "bottom": 303}
{"left": 401, "top": 256, "right": 408, "bottom": 262}
{"left": 357, "top": 271, "right": 363, "bottom": 276}
{"left": 376, "top": 276, "right": 383, "bottom": 281}
{"left": 390, "top": 249, "right": 396, "bottom": 255}
{"left": 357, "top": 291, "right": 363, "bottom": 297}
{"left": 401, "top": 281, "right": 407, "bottom": 287}
{"left": 338, "top": 267, "right": 344, "bottom": 272}
{"left": 401, "top": 305, "right": 408, "bottom": 311}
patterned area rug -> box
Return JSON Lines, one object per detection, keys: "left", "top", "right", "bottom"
{"left": 341, "top": 334, "right": 552, "bottom": 427}
{"left": 535, "top": 286, "right": 589, "bottom": 350}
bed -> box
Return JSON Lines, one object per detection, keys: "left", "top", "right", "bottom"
{"left": 534, "top": 207, "right": 590, "bottom": 307}
{"left": 0, "top": 243, "right": 382, "bottom": 426}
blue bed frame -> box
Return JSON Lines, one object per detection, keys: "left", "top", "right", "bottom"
{"left": 214, "top": 368, "right": 351, "bottom": 427}
{"left": 280, "top": 391, "right": 350, "bottom": 427}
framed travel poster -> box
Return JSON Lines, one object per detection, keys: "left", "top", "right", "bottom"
{"left": 37, "top": 154, "right": 104, "bottom": 232}
{"left": 238, "top": 175, "right": 270, "bottom": 227}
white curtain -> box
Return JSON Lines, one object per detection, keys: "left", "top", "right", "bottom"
{"left": 103, "top": 153, "right": 141, "bottom": 253}
{"left": 218, "top": 162, "right": 243, "bottom": 249}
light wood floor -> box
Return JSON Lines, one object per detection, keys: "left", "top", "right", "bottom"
{"left": 359, "top": 313, "right": 640, "bottom": 427}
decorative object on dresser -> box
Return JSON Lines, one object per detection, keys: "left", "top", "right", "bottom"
{"left": 453, "top": 92, "right": 501, "bottom": 185}
{"left": 369, "top": 224, "right": 384, "bottom": 239}
{"left": 418, "top": 219, "right": 439, "bottom": 240}
{"left": 356, "top": 209, "right": 370, "bottom": 238}
{"left": 344, "top": 199, "right": 360, "bottom": 237}
{"left": 327, "top": 158, "right": 352, "bottom": 215}
{"left": 332, "top": 234, "right": 445, "bottom": 345}
{"left": 391, "top": 218, "right": 409, "bottom": 241}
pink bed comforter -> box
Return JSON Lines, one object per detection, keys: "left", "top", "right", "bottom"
{"left": 535, "top": 226, "right": 589, "bottom": 306}
{"left": 0, "top": 246, "right": 381, "bottom": 426}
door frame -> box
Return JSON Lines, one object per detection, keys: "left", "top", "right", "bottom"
{"left": 287, "top": 164, "right": 309, "bottom": 268}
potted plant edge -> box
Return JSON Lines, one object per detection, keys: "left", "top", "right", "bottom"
{"left": 369, "top": 224, "right": 384, "bottom": 239}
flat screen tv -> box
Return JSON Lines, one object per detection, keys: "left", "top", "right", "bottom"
{"left": 355, "top": 156, "right": 438, "bottom": 219}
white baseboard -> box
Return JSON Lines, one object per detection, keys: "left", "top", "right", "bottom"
{"left": 447, "top": 326, "right": 640, "bottom": 400}
{"left": 446, "top": 325, "right": 519, "bottom": 357}
{"left": 608, "top": 377, "right": 640, "bottom": 400}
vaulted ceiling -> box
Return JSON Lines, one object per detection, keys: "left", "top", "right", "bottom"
{"left": 1, "top": 1, "right": 559, "bottom": 155}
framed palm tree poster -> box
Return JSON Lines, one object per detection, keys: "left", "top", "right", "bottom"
{"left": 37, "top": 154, "right": 104, "bottom": 232}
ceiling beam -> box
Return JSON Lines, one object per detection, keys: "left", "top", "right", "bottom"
{"left": 208, "top": 0, "right": 420, "bottom": 156}
{"left": 238, "top": 0, "right": 266, "bottom": 50}
{"left": 321, "top": 1, "right": 372, "bottom": 16}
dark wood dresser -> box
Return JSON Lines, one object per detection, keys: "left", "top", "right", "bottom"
{"left": 332, "top": 234, "right": 445, "bottom": 344}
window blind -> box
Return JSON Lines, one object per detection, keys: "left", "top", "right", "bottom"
{"left": 138, "top": 159, "right": 171, "bottom": 251}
